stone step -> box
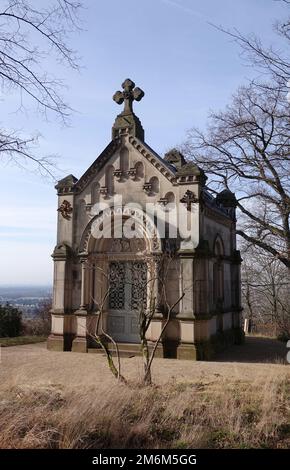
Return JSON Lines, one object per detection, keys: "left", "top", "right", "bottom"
{"left": 88, "top": 347, "right": 141, "bottom": 358}
{"left": 106, "top": 342, "right": 141, "bottom": 352}
{"left": 88, "top": 342, "right": 164, "bottom": 358}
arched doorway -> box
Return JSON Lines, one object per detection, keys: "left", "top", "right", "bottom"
{"left": 104, "top": 238, "right": 147, "bottom": 343}
{"left": 79, "top": 210, "right": 162, "bottom": 344}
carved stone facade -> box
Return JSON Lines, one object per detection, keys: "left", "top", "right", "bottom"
{"left": 48, "top": 79, "right": 243, "bottom": 359}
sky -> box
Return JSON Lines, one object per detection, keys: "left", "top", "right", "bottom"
{"left": 0, "top": 0, "right": 288, "bottom": 285}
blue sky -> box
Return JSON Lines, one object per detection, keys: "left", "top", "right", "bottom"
{"left": 0, "top": 0, "right": 287, "bottom": 285}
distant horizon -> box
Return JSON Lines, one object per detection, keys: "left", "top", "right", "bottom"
{"left": 0, "top": 284, "right": 52, "bottom": 289}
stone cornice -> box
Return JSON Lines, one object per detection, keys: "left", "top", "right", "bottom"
{"left": 74, "top": 139, "right": 121, "bottom": 193}
{"left": 128, "top": 135, "right": 176, "bottom": 183}
{"left": 203, "top": 205, "right": 234, "bottom": 228}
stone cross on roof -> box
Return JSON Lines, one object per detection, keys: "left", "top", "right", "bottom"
{"left": 113, "top": 79, "right": 144, "bottom": 115}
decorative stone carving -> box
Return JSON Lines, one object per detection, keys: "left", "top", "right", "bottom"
{"left": 110, "top": 238, "right": 130, "bottom": 252}
{"left": 109, "top": 237, "right": 145, "bottom": 253}
{"left": 164, "top": 148, "right": 186, "bottom": 169}
{"left": 152, "top": 232, "right": 160, "bottom": 251}
{"left": 158, "top": 197, "right": 168, "bottom": 206}
{"left": 180, "top": 190, "right": 199, "bottom": 211}
{"left": 57, "top": 200, "right": 73, "bottom": 220}
{"left": 143, "top": 182, "right": 152, "bottom": 194}
{"left": 99, "top": 186, "right": 108, "bottom": 196}
{"left": 112, "top": 79, "right": 145, "bottom": 140}
{"left": 55, "top": 174, "right": 78, "bottom": 195}
{"left": 113, "top": 79, "right": 144, "bottom": 113}
{"left": 113, "top": 169, "right": 123, "bottom": 181}
{"left": 127, "top": 167, "right": 137, "bottom": 179}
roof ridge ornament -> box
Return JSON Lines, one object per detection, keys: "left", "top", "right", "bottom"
{"left": 113, "top": 78, "right": 145, "bottom": 115}
{"left": 112, "top": 78, "right": 145, "bottom": 141}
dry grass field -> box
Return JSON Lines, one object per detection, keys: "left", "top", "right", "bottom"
{"left": 0, "top": 339, "right": 289, "bottom": 449}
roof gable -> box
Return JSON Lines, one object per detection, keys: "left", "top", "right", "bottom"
{"left": 74, "top": 136, "right": 177, "bottom": 193}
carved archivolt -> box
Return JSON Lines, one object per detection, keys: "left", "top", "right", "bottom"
{"left": 109, "top": 237, "right": 145, "bottom": 253}
{"left": 78, "top": 207, "right": 162, "bottom": 255}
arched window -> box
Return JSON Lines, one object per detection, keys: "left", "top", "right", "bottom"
{"left": 105, "top": 165, "right": 114, "bottom": 196}
{"left": 165, "top": 191, "right": 175, "bottom": 204}
{"left": 149, "top": 176, "right": 159, "bottom": 195}
{"left": 135, "top": 161, "right": 144, "bottom": 179}
{"left": 120, "top": 147, "right": 129, "bottom": 173}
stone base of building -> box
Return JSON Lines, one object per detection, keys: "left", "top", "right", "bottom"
{"left": 195, "top": 327, "right": 245, "bottom": 360}
{"left": 72, "top": 336, "right": 88, "bottom": 353}
{"left": 47, "top": 334, "right": 64, "bottom": 352}
{"left": 162, "top": 340, "right": 197, "bottom": 360}
{"left": 47, "top": 327, "right": 245, "bottom": 360}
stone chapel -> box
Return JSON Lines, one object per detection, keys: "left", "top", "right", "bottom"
{"left": 48, "top": 78, "right": 243, "bottom": 360}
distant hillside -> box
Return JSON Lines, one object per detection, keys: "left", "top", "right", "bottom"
{"left": 0, "top": 286, "right": 52, "bottom": 299}
{"left": 0, "top": 286, "right": 52, "bottom": 318}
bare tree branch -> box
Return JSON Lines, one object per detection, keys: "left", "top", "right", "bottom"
{"left": 0, "top": 0, "right": 83, "bottom": 177}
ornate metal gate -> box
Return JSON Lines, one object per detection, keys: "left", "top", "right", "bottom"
{"left": 108, "top": 261, "right": 147, "bottom": 342}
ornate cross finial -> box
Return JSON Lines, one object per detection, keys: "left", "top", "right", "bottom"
{"left": 180, "top": 190, "right": 199, "bottom": 211}
{"left": 113, "top": 78, "right": 144, "bottom": 115}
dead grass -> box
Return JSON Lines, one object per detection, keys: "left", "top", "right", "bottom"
{"left": 0, "top": 377, "right": 288, "bottom": 449}
{"left": 0, "top": 343, "right": 289, "bottom": 449}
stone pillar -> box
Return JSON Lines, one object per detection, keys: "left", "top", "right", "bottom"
{"left": 179, "top": 255, "right": 194, "bottom": 319}
{"left": 194, "top": 257, "right": 209, "bottom": 317}
{"left": 146, "top": 255, "right": 163, "bottom": 343}
{"left": 47, "top": 243, "right": 72, "bottom": 351}
{"left": 72, "top": 257, "right": 88, "bottom": 353}
{"left": 79, "top": 259, "right": 87, "bottom": 310}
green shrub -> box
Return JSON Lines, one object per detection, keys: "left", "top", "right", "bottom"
{"left": 0, "top": 304, "right": 22, "bottom": 337}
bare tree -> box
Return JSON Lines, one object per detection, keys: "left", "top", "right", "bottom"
{"left": 88, "top": 264, "right": 126, "bottom": 383}
{"left": 183, "top": 1, "right": 290, "bottom": 336}
{"left": 0, "top": 0, "right": 82, "bottom": 176}
{"left": 139, "top": 255, "right": 185, "bottom": 386}
{"left": 184, "top": 83, "right": 290, "bottom": 271}
{"left": 212, "top": 0, "right": 290, "bottom": 93}
{"left": 87, "top": 255, "right": 185, "bottom": 386}
{"left": 241, "top": 244, "right": 290, "bottom": 338}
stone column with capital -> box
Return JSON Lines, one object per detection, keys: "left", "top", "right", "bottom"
{"left": 47, "top": 243, "right": 73, "bottom": 351}
{"left": 77, "top": 258, "right": 88, "bottom": 313}
{"left": 72, "top": 257, "right": 89, "bottom": 353}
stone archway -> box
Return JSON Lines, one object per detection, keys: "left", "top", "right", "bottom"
{"left": 81, "top": 210, "right": 162, "bottom": 344}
